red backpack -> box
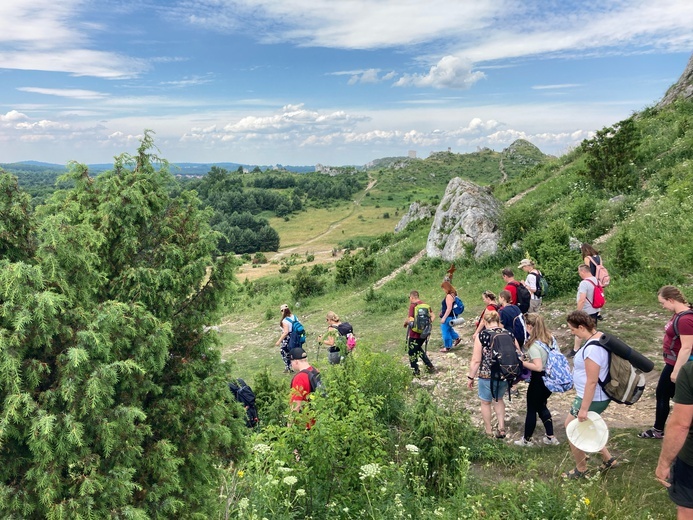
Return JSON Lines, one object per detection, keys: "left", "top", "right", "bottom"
{"left": 585, "top": 279, "right": 606, "bottom": 308}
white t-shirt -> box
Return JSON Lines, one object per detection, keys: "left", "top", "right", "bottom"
{"left": 573, "top": 340, "right": 610, "bottom": 402}
{"left": 525, "top": 271, "right": 540, "bottom": 300}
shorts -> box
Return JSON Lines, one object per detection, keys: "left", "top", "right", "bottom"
{"left": 570, "top": 396, "right": 610, "bottom": 417}
{"left": 478, "top": 378, "right": 508, "bottom": 402}
{"left": 669, "top": 457, "right": 693, "bottom": 509}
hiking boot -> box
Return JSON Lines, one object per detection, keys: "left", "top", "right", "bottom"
{"left": 543, "top": 436, "right": 560, "bottom": 445}
{"left": 513, "top": 438, "right": 534, "bottom": 447}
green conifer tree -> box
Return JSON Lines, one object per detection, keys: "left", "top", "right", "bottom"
{"left": 0, "top": 132, "right": 246, "bottom": 519}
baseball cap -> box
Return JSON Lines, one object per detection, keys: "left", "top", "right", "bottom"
{"left": 280, "top": 303, "right": 289, "bottom": 311}
{"left": 518, "top": 259, "right": 534, "bottom": 268}
{"left": 288, "top": 347, "right": 307, "bottom": 361}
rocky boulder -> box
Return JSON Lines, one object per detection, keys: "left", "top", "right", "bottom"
{"left": 658, "top": 52, "right": 693, "bottom": 108}
{"left": 426, "top": 178, "right": 502, "bottom": 261}
{"left": 394, "top": 202, "right": 432, "bottom": 233}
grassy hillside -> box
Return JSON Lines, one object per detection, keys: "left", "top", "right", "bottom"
{"left": 219, "top": 98, "right": 693, "bottom": 519}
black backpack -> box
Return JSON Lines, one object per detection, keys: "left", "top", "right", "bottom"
{"left": 511, "top": 313, "right": 528, "bottom": 349}
{"left": 228, "top": 378, "right": 259, "bottom": 428}
{"left": 531, "top": 271, "right": 548, "bottom": 299}
{"left": 296, "top": 367, "right": 326, "bottom": 398}
{"left": 511, "top": 281, "right": 531, "bottom": 314}
{"left": 488, "top": 329, "right": 522, "bottom": 400}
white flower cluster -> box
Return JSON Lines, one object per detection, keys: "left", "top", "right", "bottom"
{"left": 252, "top": 443, "right": 271, "bottom": 454}
{"left": 283, "top": 475, "right": 298, "bottom": 486}
{"left": 359, "top": 463, "right": 381, "bottom": 480}
{"left": 405, "top": 444, "right": 419, "bottom": 454}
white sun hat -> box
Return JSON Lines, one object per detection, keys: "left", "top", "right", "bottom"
{"left": 566, "top": 411, "right": 609, "bottom": 453}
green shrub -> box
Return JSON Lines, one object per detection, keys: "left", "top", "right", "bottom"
{"left": 291, "top": 267, "right": 326, "bottom": 299}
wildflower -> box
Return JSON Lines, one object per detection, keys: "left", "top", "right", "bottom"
{"left": 278, "top": 467, "right": 293, "bottom": 473}
{"left": 237, "top": 470, "right": 244, "bottom": 478}
{"left": 296, "top": 489, "right": 306, "bottom": 497}
{"left": 343, "top": 507, "right": 349, "bottom": 513}
{"left": 583, "top": 497, "right": 591, "bottom": 506}
{"left": 252, "top": 443, "right": 271, "bottom": 454}
{"left": 405, "top": 444, "right": 420, "bottom": 454}
{"left": 283, "top": 475, "right": 298, "bottom": 486}
{"left": 359, "top": 463, "right": 382, "bottom": 480}
{"left": 434, "top": 507, "right": 446, "bottom": 516}
{"left": 238, "top": 497, "right": 249, "bottom": 510}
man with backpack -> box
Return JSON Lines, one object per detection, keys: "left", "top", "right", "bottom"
{"left": 498, "top": 290, "right": 528, "bottom": 349}
{"left": 502, "top": 268, "right": 531, "bottom": 314}
{"left": 518, "top": 259, "right": 544, "bottom": 313}
{"left": 571, "top": 264, "right": 605, "bottom": 356}
{"left": 228, "top": 379, "right": 259, "bottom": 428}
{"left": 289, "top": 348, "right": 321, "bottom": 429}
{"left": 404, "top": 290, "right": 436, "bottom": 376}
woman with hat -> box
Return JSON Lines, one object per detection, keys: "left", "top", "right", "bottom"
{"left": 275, "top": 304, "right": 297, "bottom": 373}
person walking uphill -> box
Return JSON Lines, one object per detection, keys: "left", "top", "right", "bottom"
{"left": 640, "top": 286, "right": 693, "bottom": 439}
{"left": 467, "top": 310, "right": 509, "bottom": 439}
{"left": 562, "top": 310, "right": 617, "bottom": 479}
{"left": 404, "top": 290, "right": 436, "bottom": 376}
{"left": 518, "top": 259, "right": 543, "bottom": 313}
{"left": 319, "top": 311, "right": 356, "bottom": 365}
{"left": 276, "top": 304, "right": 297, "bottom": 372}
{"left": 440, "top": 281, "right": 462, "bottom": 352}
{"left": 514, "top": 313, "right": 560, "bottom": 447}
{"left": 288, "top": 348, "right": 320, "bottom": 429}
{"left": 571, "top": 264, "right": 604, "bottom": 356}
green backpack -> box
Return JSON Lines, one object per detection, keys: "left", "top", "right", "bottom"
{"left": 411, "top": 303, "right": 432, "bottom": 338}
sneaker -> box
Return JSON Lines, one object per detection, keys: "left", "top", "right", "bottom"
{"left": 543, "top": 436, "right": 560, "bottom": 445}
{"left": 514, "top": 438, "right": 534, "bottom": 447}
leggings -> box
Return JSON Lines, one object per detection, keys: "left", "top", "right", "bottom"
{"left": 408, "top": 337, "right": 433, "bottom": 373}
{"left": 280, "top": 338, "right": 291, "bottom": 370}
{"left": 523, "top": 373, "right": 554, "bottom": 440}
{"left": 654, "top": 363, "right": 676, "bottom": 431}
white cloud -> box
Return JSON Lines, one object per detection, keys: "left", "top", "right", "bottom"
{"left": 395, "top": 56, "right": 486, "bottom": 90}
{"left": 0, "top": 110, "right": 29, "bottom": 122}
{"left": 0, "top": 2, "right": 148, "bottom": 78}
{"left": 347, "top": 69, "right": 396, "bottom": 85}
{"left": 18, "top": 87, "right": 110, "bottom": 99}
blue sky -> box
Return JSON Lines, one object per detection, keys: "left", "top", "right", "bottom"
{"left": 1, "top": 1, "right": 692, "bottom": 167}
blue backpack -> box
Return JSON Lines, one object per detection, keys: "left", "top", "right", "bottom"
{"left": 287, "top": 316, "right": 306, "bottom": 350}
{"left": 538, "top": 338, "right": 573, "bottom": 393}
{"left": 452, "top": 296, "right": 465, "bottom": 317}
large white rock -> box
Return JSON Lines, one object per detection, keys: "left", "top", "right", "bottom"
{"left": 394, "top": 202, "right": 432, "bottom": 233}
{"left": 426, "top": 178, "right": 502, "bottom": 261}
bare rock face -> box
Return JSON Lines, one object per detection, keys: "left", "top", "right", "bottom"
{"left": 658, "top": 52, "right": 693, "bottom": 108}
{"left": 394, "top": 202, "right": 432, "bottom": 233}
{"left": 426, "top": 178, "right": 502, "bottom": 261}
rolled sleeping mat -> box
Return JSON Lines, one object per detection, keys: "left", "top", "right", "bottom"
{"left": 599, "top": 333, "right": 655, "bottom": 373}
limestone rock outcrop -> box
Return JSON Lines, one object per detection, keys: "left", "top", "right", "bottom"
{"left": 394, "top": 202, "right": 433, "bottom": 233}
{"left": 658, "top": 52, "right": 693, "bottom": 108}
{"left": 426, "top": 178, "right": 502, "bottom": 261}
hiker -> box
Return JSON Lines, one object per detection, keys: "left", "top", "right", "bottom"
{"left": 288, "top": 347, "right": 320, "bottom": 430}
{"left": 654, "top": 354, "right": 693, "bottom": 519}
{"left": 498, "top": 290, "right": 526, "bottom": 349}
{"left": 501, "top": 268, "right": 519, "bottom": 305}
{"left": 467, "top": 310, "right": 509, "bottom": 439}
{"left": 319, "top": 311, "right": 356, "bottom": 365}
{"left": 276, "top": 304, "right": 296, "bottom": 372}
{"left": 440, "top": 281, "right": 462, "bottom": 352}
{"left": 473, "top": 290, "right": 501, "bottom": 337}
{"left": 640, "top": 286, "right": 693, "bottom": 439}
{"left": 518, "top": 259, "right": 542, "bottom": 313}
{"left": 581, "top": 243, "right": 602, "bottom": 277}
{"left": 562, "top": 310, "right": 617, "bottom": 479}
{"left": 514, "top": 313, "right": 559, "bottom": 447}
{"left": 571, "top": 264, "right": 603, "bottom": 356}
{"left": 404, "top": 290, "right": 436, "bottom": 376}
